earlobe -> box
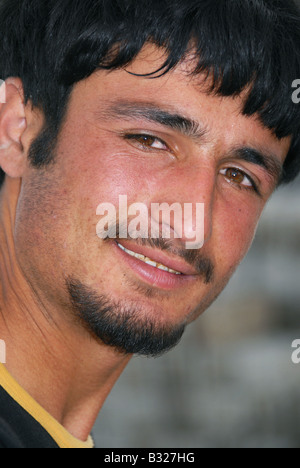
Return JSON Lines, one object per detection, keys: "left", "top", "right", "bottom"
{"left": 0, "top": 78, "right": 27, "bottom": 179}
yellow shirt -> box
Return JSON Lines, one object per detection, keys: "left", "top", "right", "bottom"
{"left": 0, "top": 363, "right": 94, "bottom": 448}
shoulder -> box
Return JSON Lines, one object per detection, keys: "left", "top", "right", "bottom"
{"left": 0, "top": 416, "right": 24, "bottom": 448}
{"left": 0, "top": 386, "right": 59, "bottom": 448}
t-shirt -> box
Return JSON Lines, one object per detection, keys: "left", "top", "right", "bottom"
{"left": 0, "top": 364, "right": 94, "bottom": 448}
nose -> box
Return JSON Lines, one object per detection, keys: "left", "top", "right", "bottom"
{"left": 151, "top": 164, "right": 215, "bottom": 250}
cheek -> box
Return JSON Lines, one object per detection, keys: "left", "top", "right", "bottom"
{"left": 213, "top": 195, "right": 261, "bottom": 272}
{"left": 58, "top": 127, "right": 152, "bottom": 210}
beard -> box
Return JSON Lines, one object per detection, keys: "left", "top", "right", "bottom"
{"left": 65, "top": 221, "right": 215, "bottom": 358}
{"left": 66, "top": 276, "right": 187, "bottom": 357}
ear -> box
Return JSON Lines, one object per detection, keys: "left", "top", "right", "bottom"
{"left": 0, "top": 78, "right": 28, "bottom": 179}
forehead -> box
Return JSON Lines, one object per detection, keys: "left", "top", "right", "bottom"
{"left": 70, "top": 44, "right": 291, "bottom": 164}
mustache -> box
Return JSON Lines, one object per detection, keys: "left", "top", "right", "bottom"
{"left": 136, "top": 237, "right": 215, "bottom": 284}
{"left": 104, "top": 222, "right": 215, "bottom": 284}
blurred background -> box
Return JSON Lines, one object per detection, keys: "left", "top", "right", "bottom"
{"left": 93, "top": 174, "right": 300, "bottom": 449}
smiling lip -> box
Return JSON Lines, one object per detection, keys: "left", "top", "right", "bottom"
{"left": 113, "top": 239, "right": 198, "bottom": 291}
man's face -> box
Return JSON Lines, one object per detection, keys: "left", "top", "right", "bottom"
{"left": 13, "top": 46, "right": 290, "bottom": 355}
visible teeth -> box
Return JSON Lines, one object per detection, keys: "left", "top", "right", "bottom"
{"left": 145, "top": 258, "right": 157, "bottom": 268}
{"left": 117, "top": 243, "right": 182, "bottom": 275}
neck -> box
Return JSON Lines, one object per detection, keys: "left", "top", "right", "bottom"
{"left": 0, "top": 177, "right": 131, "bottom": 441}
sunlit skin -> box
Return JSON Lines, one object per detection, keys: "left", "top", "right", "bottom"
{"left": 0, "top": 46, "right": 291, "bottom": 440}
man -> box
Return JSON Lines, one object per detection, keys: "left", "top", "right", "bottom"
{"left": 0, "top": 0, "right": 299, "bottom": 449}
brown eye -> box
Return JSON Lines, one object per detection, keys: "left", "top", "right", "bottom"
{"left": 220, "top": 167, "right": 254, "bottom": 188}
{"left": 226, "top": 168, "right": 245, "bottom": 184}
{"left": 135, "top": 135, "right": 156, "bottom": 147}
{"left": 124, "top": 134, "right": 168, "bottom": 150}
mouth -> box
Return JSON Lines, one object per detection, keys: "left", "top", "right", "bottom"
{"left": 113, "top": 239, "right": 198, "bottom": 291}
{"left": 117, "top": 243, "right": 182, "bottom": 275}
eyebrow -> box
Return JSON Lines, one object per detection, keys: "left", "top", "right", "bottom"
{"left": 232, "top": 147, "right": 283, "bottom": 187}
{"left": 104, "top": 101, "right": 209, "bottom": 141}
{"left": 102, "top": 100, "right": 284, "bottom": 186}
